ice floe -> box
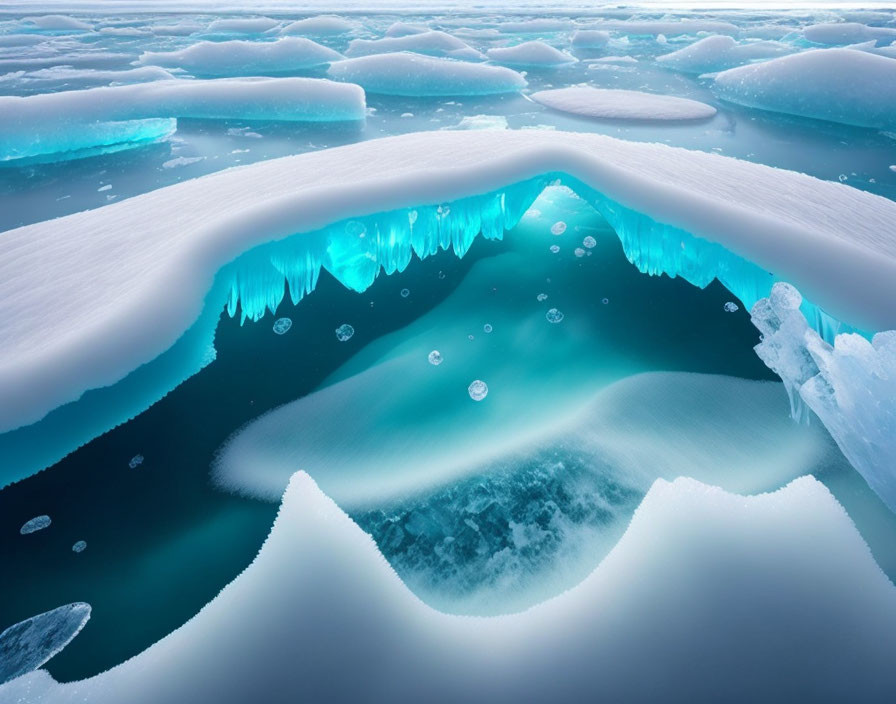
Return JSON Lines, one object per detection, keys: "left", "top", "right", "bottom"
{"left": 3, "top": 473, "right": 893, "bottom": 702}
{"left": 139, "top": 37, "right": 342, "bottom": 76}
{"left": 486, "top": 40, "right": 576, "bottom": 67}
{"left": 714, "top": 49, "right": 896, "bottom": 131}
{"left": 657, "top": 35, "right": 795, "bottom": 74}
{"left": 587, "top": 19, "right": 739, "bottom": 37}
{"left": 205, "top": 17, "right": 278, "bottom": 35}
{"left": 530, "top": 86, "right": 717, "bottom": 121}
{"left": 345, "top": 31, "right": 483, "bottom": 60}
{"left": 328, "top": 53, "right": 526, "bottom": 96}
{"left": 570, "top": 30, "right": 610, "bottom": 49}
{"left": 21, "top": 15, "right": 92, "bottom": 32}
{"left": 279, "top": 15, "right": 354, "bottom": 37}
{"left": 804, "top": 22, "right": 896, "bottom": 45}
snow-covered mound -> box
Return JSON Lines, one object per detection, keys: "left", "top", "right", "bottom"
{"left": 2, "top": 473, "right": 894, "bottom": 702}
{"left": 487, "top": 40, "right": 575, "bottom": 67}
{"left": 205, "top": 17, "right": 278, "bottom": 35}
{"left": 0, "top": 65, "right": 176, "bottom": 88}
{"left": 530, "top": 86, "right": 717, "bottom": 121}
{"left": 0, "top": 603, "right": 91, "bottom": 685}
{"left": 2, "top": 129, "right": 895, "bottom": 482}
{"left": 657, "top": 35, "right": 794, "bottom": 74}
{"left": 753, "top": 283, "right": 896, "bottom": 513}
{"left": 571, "top": 29, "right": 610, "bottom": 49}
{"left": 498, "top": 19, "right": 572, "bottom": 33}
{"left": 0, "top": 78, "right": 365, "bottom": 161}
{"left": 279, "top": 15, "right": 353, "bottom": 37}
{"left": 714, "top": 49, "right": 896, "bottom": 130}
{"left": 345, "top": 31, "right": 482, "bottom": 60}
{"left": 804, "top": 21, "right": 896, "bottom": 45}
{"left": 139, "top": 37, "right": 342, "bottom": 76}
{"left": 588, "top": 19, "right": 739, "bottom": 37}
{"left": 21, "top": 15, "right": 92, "bottom": 32}
{"left": 384, "top": 22, "right": 429, "bottom": 38}
{"left": 327, "top": 53, "right": 526, "bottom": 95}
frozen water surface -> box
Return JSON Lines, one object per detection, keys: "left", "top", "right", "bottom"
{"left": 0, "top": 5, "right": 895, "bottom": 701}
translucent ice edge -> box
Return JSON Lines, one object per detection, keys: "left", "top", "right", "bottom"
{"left": 0, "top": 173, "right": 858, "bottom": 488}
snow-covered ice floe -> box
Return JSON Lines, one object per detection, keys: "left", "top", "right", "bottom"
{"left": 0, "top": 78, "right": 365, "bottom": 162}
{"left": 713, "top": 49, "right": 896, "bottom": 131}
{"left": 139, "top": 37, "right": 342, "bottom": 76}
{"left": 1, "top": 129, "right": 895, "bottom": 487}
{"left": 2, "top": 473, "right": 894, "bottom": 702}
{"left": 486, "top": 40, "right": 576, "bottom": 67}
{"left": 279, "top": 15, "right": 354, "bottom": 37}
{"left": 586, "top": 19, "right": 739, "bottom": 37}
{"left": 656, "top": 35, "right": 795, "bottom": 74}
{"left": 571, "top": 30, "right": 610, "bottom": 49}
{"left": 803, "top": 21, "right": 896, "bottom": 45}
{"left": 327, "top": 53, "right": 526, "bottom": 96}
{"left": 345, "top": 31, "right": 483, "bottom": 60}
{"left": 529, "top": 86, "right": 717, "bottom": 121}
{"left": 204, "top": 17, "right": 278, "bottom": 35}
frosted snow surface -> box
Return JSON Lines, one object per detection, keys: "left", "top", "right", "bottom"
{"left": 714, "top": 49, "right": 896, "bottom": 131}
{"left": 587, "top": 19, "right": 739, "bottom": 36}
{"left": 753, "top": 283, "right": 896, "bottom": 512}
{"left": 804, "top": 22, "right": 896, "bottom": 45}
{"left": 530, "top": 86, "right": 717, "bottom": 121}
{"left": 2, "top": 129, "right": 896, "bottom": 441}
{"left": 205, "top": 17, "right": 278, "bottom": 34}
{"left": 22, "top": 15, "right": 92, "bottom": 32}
{"left": 345, "top": 31, "right": 483, "bottom": 60}
{"left": 279, "top": 15, "right": 354, "bottom": 37}
{"left": 327, "top": 53, "right": 526, "bottom": 96}
{"left": 139, "top": 38, "right": 343, "bottom": 76}
{"left": 571, "top": 30, "right": 610, "bottom": 48}
{"left": 486, "top": 41, "right": 576, "bottom": 67}
{"left": 0, "top": 78, "right": 365, "bottom": 161}
{"left": 0, "top": 603, "right": 91, "bottom": 685}
{"left": 3, "top": 473, "right": 894, "bottom": 702}
{"left": 656, "top": 35, "right": 794, "bottom": 74}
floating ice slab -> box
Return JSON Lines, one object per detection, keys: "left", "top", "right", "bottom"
{"left": 714, "top": 49, "right": 896, "bottom": 131}
{"left": 804, "top": 22, "right": 896, "bottom": 45}
{"left": 530, "top": 86, "right": 717, "bottom": 121}
{"left": 139, "top": 38, "right": 342, "bottom": 76}
{"left": 0, "top": 65, "right": 176, "bottom": 88}
{"left": 3, "top": 473, "right": 894, "bottom": 702}
{"left": 2, "top": 129, "right": 896, "bottom": 481}
{"left": 384, "top": 22, "right": 430, "bottom": 38}
{"left": 280, "top": 15, "right": 353, "bottom": 37}
{"left": 587, "top": 20, "right": 739, "bottom": 37}
{"left": 0, "top": 603, "right": 90, "bottom": 685}
{"left": 328, "top": 53, "right": 526, "bottom": 96}
{"left": 346, "top": 31, "right": 482, "bottom": 60}
{"left": 657, "top": 35, "right": 794, "bottom": 74}
{"left": 205, "top": 17, "right": 278, "bottom": 35}
{"left": 498, "top": 19, "right": 572, "bottom": 33}
{"left": 0, "top": 78, "right": 365, "bottom": 161}
{"left": 22, "top": 15, "right": 92, "bottom": 32}
{"left": 487, "top": 40, "right": 575, "bottom": 67}
{"left": 571, "top": 30, "right": 610, "bottom": 49}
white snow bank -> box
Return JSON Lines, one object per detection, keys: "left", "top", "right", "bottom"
{"left": 571, "top": 29, "right": 610, "bottom": 49}
{"left": 345, "top": 31, "right": 482, "bottom": 60}
{"left": 0, "top": 78, "right": 364, "bottom": 161}
{"left": 587, "top": 20, "right": 739, "bottom": 37}
{"left": 3, "top": 473, "right": 894, "bottom": 702}
{"left": 21, "top": 15, "right": 92, "bottom": 32}
{"left": 530, "top": 86, "right": 717, "bottom": 121}
{"left": 279, "top": 15, "right": 353, "bottom": 37}
{"left": 714, "top": 49, "right": 896, "bottom": 131}
{"left": 487, "top": 40, "right": 575, "bottom": 67}
{"left": 657, "top": 35, "right": 794, "bottom": 74}
{"left": 205, "top": 17, "right": 278, "bottom": 34}
{"left": 139, "top": 37, "right": 342, "bottom": 76}
{"left": 327, "top": 53, "right": 526, "bottom": 95}
{"left": 2, "top": 129, "right": 895, "bottom": 436}
{"left": 384, "top": 22, "right": 429, "bottom": 38}
{"left": 753, "top": 282, "right": 896, "bottom": 512}
{"left": 804, "top": 22, "right": 896, "bottom": 45}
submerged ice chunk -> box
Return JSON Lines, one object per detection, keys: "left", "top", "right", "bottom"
{"left": 129, "top": 454, "right": 144, "bottom": 469}
{"left": 327, "top": 53, "right": 526, "bottom": 96}
{"left": 428, "top": 351, "right": 443, "bottom": 366}
{"left": 272, "top": 317, "right": 292, "bottom": 335}
{"left": 20, "top": 515, "right": 51, "bottom": 535}
{"left": 583, "top": 236, "right": 597, "bottom": 248}
{"left": 72, "top": 540, "right": 87, "bottom": 553}
{"left": 531, "top": 86, "right": 716, "bottom": 121}
{"left": 546, "top": 308, "right": 564, "bottom": 323}
{"left": 335, "top": 324, "right": 355, "bottom": 342}
{"left": 551, "top": 221, "right": 566, "bottom": 235}
{"left": 468, "top": 380, "right": 489, "bottom": 401}
{"left": 0, "top": 603, "right": 91, "bottom": 685}
{"left": 724, "top": 302, "right": 740, "bottom": 312}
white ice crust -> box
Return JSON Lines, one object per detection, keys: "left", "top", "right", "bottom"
{"left": 1, "top": 129, "right": 895, "bottom": 433}
{"left": 3, "top": 472, "right": 894, "bottom": 702}
{"left": 656, "top": 35, "right": 794, "bottom": 74}
{"left": 530, "top": 86, "right": 717, "bottom": 121}
{"left": 486, "top": 40, "right": 576, "bottom": 66}
{"left": 345, "top": 31, "right": 483, "bottom": 60}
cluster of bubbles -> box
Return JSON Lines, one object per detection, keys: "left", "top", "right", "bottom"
{"left": 546, "top": 308, "right": 564, "bottom": 324}
{"left": 272, "top": 317, "right": 292, "bottom": 335}
{"left": 401, "top": 288, "right": 410, "bottom": 298}
{"left": 335, "top": 324, "right": 355, "bottom": 342}
{"left": 428, "top": 350, "right": 443, "bottom": 366}
{"left": 550, "top": 221, "right": 567, "bottom": 235}
{"left": 468, "top": 379, "right": 489, "bottom": 401}
{"left": 724, "top": 301, "right": 739, "bottom": 313}
{"left": 128, "top": 454, "right": 144, "bottom": 469}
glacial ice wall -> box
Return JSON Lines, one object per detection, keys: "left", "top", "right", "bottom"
{"left": 753, "top": 282, "right": 896, "bottom": 512}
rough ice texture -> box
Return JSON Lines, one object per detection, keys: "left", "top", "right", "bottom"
{"left": 2, "top": 129, "right": 896, "bottom": 451}
{"left": 139, "top": 37, "right": 342, "bottom": 76}
{"left": 486, "top": 40, "right": 575, "bottom": 67}
{"left": 0, "top": 66, "right": 176, "bottom": 88}
{"left": 22, "top": 15, "right": 92, "bottom": 31}
{"left": 530, "top": 86, "right": 717, "bottom": 121}
{"left": 384, "top": 22, "right": 430, "bottom": 38}
{"left": 804, "top": 22, "right": 896, "bottom": 45}
{"left": 713, "top": 49, "right": 896, "bottom": 131}
{"left": 3, "top": 473, "right": 895, "bottom": 702}
{"left": 0, "top": 603, "right": 90, "bottom": 685}
{"left": 327, "top": 53, "right": 526, "bottom": 95}
{"left": 586, "top": 19, "right": 739, "bottom": 36}
{"left": 571, "top": 29, "right": 610, "bottom": 48}
{"left": 346, "top": 31, "right": 483, "bottom": 60}
{"left": 656, "top": 35, "right": 794, "bottom": 74}
{"left": 753, "top": 282, "right": 896, "bottom": 512}
{"left": 279, "top": 15, "right": 353, "bottom": 37}
{"left": 498, "top": 19, "right": 572, "bottom": 33}
{"left": 0, "top": 78, "right": 365, "bottom": 161}
{"left": 205, "top": 17, "right": 278, "bottom": 34}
